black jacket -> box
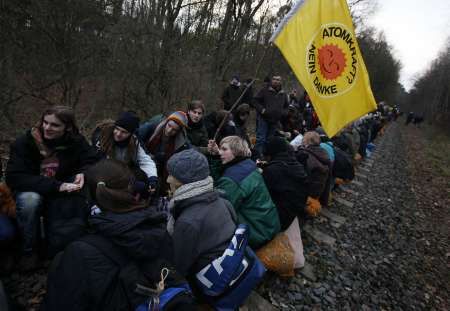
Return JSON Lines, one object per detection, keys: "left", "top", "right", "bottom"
{"left": 6, "top": 130, "right": 100, "bottom": 195}
{"left": 252, "top": 86, "right": 289, "bottom": 124}
{"left": 262, "top": 152, "right": 308, "bottom": 229}
{"left": 296, "top": 145, "right": 331, "bottom": 201}
{"left": 222, "top": 85, "right": 243, "bottom": 111}
{"left": 203, "top": 112, "right": 237, "bottom": 143}
{"left": 43, "top": 208, "right": 172, "bottom": 311}
{"left": 172, "top": 191, "right": 236, "bottom": 277}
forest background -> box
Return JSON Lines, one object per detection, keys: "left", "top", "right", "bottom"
{"left": 0, "top": 0, "right": 448, "bottom": 140}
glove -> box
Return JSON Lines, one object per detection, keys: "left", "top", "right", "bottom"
{"left": 306, "top": 197, "right": 321, "bottom": 217}
{"left": 148, "top": 176, "right": 158, "bottom": 190}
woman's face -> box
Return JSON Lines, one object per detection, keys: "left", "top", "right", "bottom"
{"left": 164, "top": 120, "right": 181, "bottom": 137}
{"left": 188, "top": 108, "right": 203, "bottom": 123}
{"left": 113, "top": 126, "right": 132, "bottom": 142}
{"left": 219, "top": 143, "right": 235, "bottom": 164}
{"left": 42, "top": 114, "right": 66, "bottom": 140}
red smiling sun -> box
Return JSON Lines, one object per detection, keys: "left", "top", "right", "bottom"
{"left": 318, "top": 44, "right": 346, "bottom": 80}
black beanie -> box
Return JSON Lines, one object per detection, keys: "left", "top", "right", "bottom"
{"left": 264, "top": 136, "right": 289, "bottom": 157}
{"left": 115, "top": 112, "right": 140, "bottom": 134}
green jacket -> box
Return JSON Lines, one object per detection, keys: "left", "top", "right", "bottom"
{"left": 216, "top": 159, "right": 280, "bottom": 249}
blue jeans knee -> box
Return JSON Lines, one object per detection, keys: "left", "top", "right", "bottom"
{"left": 15, "top": 192, "right": 43, "bottom": 252}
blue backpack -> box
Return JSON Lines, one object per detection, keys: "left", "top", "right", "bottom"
{"left": 135, "top": 283, "right": 194, "bottom": 311}
{"left": 195, "top": 224, "right": 266, "bottom": 311}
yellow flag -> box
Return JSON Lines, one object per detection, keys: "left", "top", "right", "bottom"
{"left": 270, "top": 0, "right": 377, "bottom": 137}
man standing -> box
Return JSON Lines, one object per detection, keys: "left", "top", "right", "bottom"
{"left": 252, "top": 75, "right": 289, "bottom": 156}
{"left": 221, "top": 75, "right": 242, "bottom": 111}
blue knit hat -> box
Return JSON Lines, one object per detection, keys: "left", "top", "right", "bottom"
{"left": 167, "top": 149, "right": 210, "bottom": 184}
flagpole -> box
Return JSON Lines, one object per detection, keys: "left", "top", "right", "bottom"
{"left": 213, "top": 44, "right": 272, "bottom": 142}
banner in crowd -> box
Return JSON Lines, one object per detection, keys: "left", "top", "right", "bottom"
{"left": 270, "top": 0, "right": 377, "bottom": 137}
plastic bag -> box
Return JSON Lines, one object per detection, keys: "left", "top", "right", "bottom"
{"left": 284, "top": 217, "right": 305, "bottom": 269}
{"left": 256, "top": 217, "right": 306, "bottom": 277}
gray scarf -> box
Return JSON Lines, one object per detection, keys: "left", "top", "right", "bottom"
{"left": 167, "top": 176, "right": 214, "bottom": 235}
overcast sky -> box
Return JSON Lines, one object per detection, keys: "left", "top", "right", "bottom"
{"left": 366, "top": 0, "right": 450, "bottom": 91}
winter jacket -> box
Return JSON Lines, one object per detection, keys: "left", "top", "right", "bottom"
{"left": 171, "top": 191, "right": 236, "bottom": 277}
{"left": 138, "top": 118, "right": 190, "bottom": 195}
{"left": 332, "top": 133, "right": 354, "bottom": 159}
{"left": 233, "top": 104, "right": 251, "bottom": 144}
{"left": 43, "top": 208, "right": 172, "bottom": 311}
{"left": 216, "top": 159, "right": 280, "bottom": 249}
{"left": 222, "top": 85, "right": 243, "bottom": 111}
{"left": 92, "top": 123, "right": 157, "bottom": 179}
{"left": 320, "top": 142, "right": 335, "bottom": 163}
{"left": 252, "top": 86, "right": 289, "bottom": 125}
{"left": 262, "top": 152, "right": 308, "bottom": 230}
{"left": 356, "top": 125, "right": 369, "bottom": 158}
{"left": 138, "top": 118, "right": 189, "bottom": 156}
{"left": 6, "top": 130, "right": 100, "bottom": 195}
{"left": 204, "top": 111, "right": 237, "bottom": 143}
{"left": 187, "top": 119, "right": 209, "bottom": 154}
{"left": 333, "top": 146, "right": 355, "bottom": 181}
{"left": 351, "top": 128, "right": 361, "bottom": 155}
{"left": 342, "top": 130, "right": 357, "bottom": 157}
{"left": 296, "top": 145, "right": 331, "bottom": 201}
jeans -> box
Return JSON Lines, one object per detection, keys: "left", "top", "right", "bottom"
{"left": 15, "top": 192, "right": 43, "bottom": 253}
{"left": 0, "top": 214, "right": 15, "bottom": 242}
{"left": 254, "top": 114, "right": 278, "bottom": 157}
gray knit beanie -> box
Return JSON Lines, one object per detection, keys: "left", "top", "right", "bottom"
{"left": 167, "top": 149, "right": 210, "bottom": 184}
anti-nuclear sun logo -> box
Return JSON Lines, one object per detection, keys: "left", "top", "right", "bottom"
{"left": 306, "top": 23, "right": 359, "bottom": 98}
{"left": 318, "top": 44, "right": 346, "bottom": 80}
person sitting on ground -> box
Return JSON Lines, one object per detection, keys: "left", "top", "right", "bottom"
{"left": 351, "top": 124, "right": 361, "bottom": 161}
{"left": 6, "top": 106, "right": 100, "bottom": 263}
{"left": 262, "top": 136, "right": 308, "bottom": 230}
{"left": 186, "top": 100, "right": 209, "bottom": 154}
{"left": 209, "top": 136, "right": 280, "bottom": 249}
{"left": 296, "top": 131, "right": 331, "bottom": 212}
{"left": 316, "top": 127, "right": 335, "bottom": 164}
{"left": 92, "top": 111, "right": 158, "bottom": 197}
{"left": 166, "top": 149, "right": 235, "bottom": 278}
{"left": 354, "top": 119, "right": 369, "bottom": 158}
{"left": 138, "top": 111, "right": 190, "bottom": 196}
{"left": 332, "top": 127, "right": 355, "bottom": 159}
{"left": 43, "top": 160, "right": 194, "bottom": 311}
{"left": 166, "top": 149, "right": 265, "bottom": 309}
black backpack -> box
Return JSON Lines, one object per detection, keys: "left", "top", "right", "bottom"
{"left": 79, "top": 235, "right": 197, "bottom": 311}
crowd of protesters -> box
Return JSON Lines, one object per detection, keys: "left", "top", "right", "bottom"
{"left": 0, "top": 74, "right": 392, "bottom": 311}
